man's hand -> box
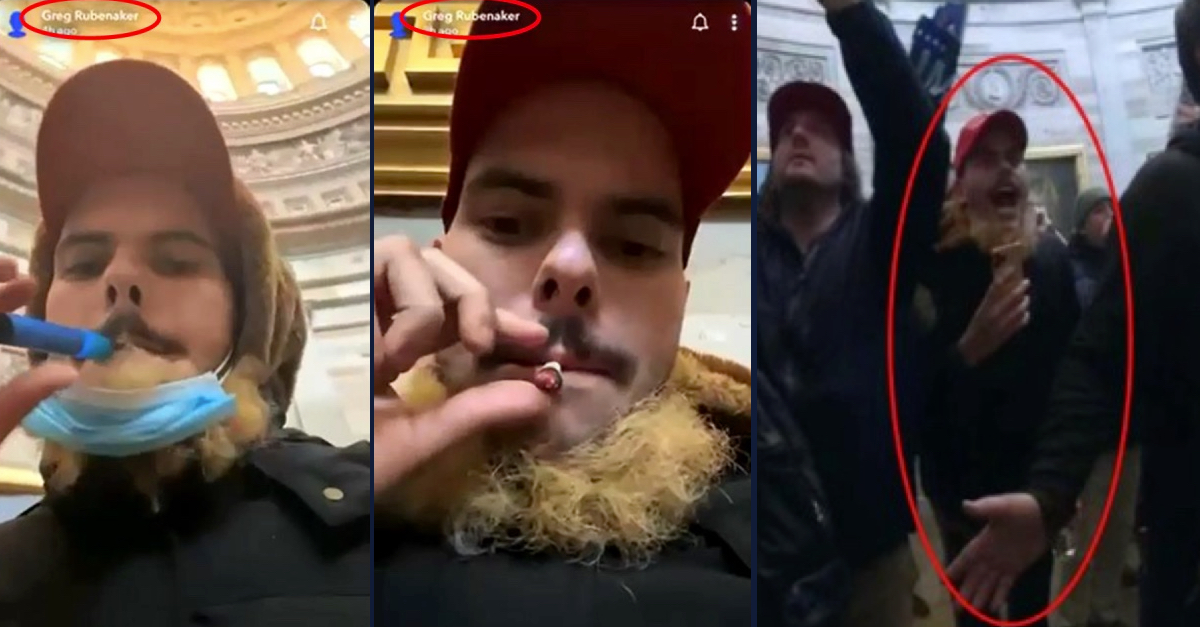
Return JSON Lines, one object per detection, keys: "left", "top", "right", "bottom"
{"left": 957, "top": 268, "right": 1030, "bottom": 366}
{"left": 946, "top": 493, "right": 1048, "bottom": 613}
{"left": 371, "top": 236, "right": 551, "bottom": 490}
{"left": 0, "top": 257, "right": 78, "bottom": 442}
{"left": 816, "top": 0, "right": 861, "bottom": 13}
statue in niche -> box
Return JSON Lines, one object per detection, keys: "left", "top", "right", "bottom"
{"left": 317, "top": 128, "right": 346, "bottom": 160}
{"left": 240, "top": 148, "right": 273, "bottom": 176}
{"left": 296, "top": 138, "right": 320, "bottom": 163}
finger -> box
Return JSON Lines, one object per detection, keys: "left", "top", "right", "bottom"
{"left": 946, "top": 541, "right": 974, "bottom": 582}
{"left": 958, "top": 562, "right": 989, "bottom": 609}
{"left": 376, "top": 238, "right": 445, "bottom": 375}
{"left": 989, "top": 574, "right": 1014, "bottom": 614}
{"left": 992, "top": 279, "right": 1030, "bottom": 313}
{"left": 495, "top": 309, "right": 549, "bottom": 347}
{"left": 0, "top": 276, "right": 35, "bottom": 312}
{"left": 421, "top": 248, "right": 496, "bottom": 355}
{"left": 0, "top": 258, "right": 17, "bottom": 283}
{"left": 373, "top": 379, "right": 550, "bottom": 491}
{"left": 0, "top": 363, "right": 78, "bottom": 439}
{"left": 970, "top": 570, "right": 1001, "bottom": 615}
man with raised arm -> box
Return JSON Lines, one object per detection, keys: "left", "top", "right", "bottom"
{"left": 756, "top": 0, "right": 951, "bottom": 624}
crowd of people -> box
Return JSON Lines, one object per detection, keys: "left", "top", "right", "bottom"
{"left": 758, "top": 1, "right": 1200, "bottom": 627}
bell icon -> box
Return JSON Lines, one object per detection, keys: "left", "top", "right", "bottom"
{"left": 691, "top": 13, "right": 708, "bottom": 32}
{"left": 310, "top": 12, "right": 327, "bottom": 32}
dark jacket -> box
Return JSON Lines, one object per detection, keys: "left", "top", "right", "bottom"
{"left": 921, "top": 234, "right": 1079, "bottom": 530}
{"left": 1067, "top": 233, "right": 1107, "bottom": 308}
{"left": 376, "top": 349, "right": 751, "bottom": 627}
{"left": 1027, "top": 126, "right": 1200, "bottom": 626}
{"left": 0, "top": 431, "right": 370, "bottom": 626}
{"left": 376, "top": 476, "right": 749, "bottom": 627}
{"left": 756, "top": 0, "right": 950, "bottom": 568}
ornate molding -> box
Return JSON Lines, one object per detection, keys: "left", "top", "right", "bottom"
{"left": 230, "top": 117, "right": 369, "bottom": 181}
{"left": 0, "top": 46, "right": 369, "bottom": 142}
{"left": 756, "top": 42, "right": 834, "bottom": 106}
{"left": 949, "top": 58, "right": 1066, "bottom": 113}
{"left": 1140, "top": 40, "right": 1182, "bottom": 118}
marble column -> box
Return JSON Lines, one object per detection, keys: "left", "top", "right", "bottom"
{"left": 1079, "top": 0, "right": 1138, "bottom": 190}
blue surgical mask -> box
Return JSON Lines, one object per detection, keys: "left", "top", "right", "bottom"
{"left": 23, "top": 372, "right": 237, "bottom": 458}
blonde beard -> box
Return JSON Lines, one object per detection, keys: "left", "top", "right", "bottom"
{"left": 937, "top": 196, "right": 1039, "bottom": 261}
{"left": 379, "top": 359, "right": 736, "bottom": 565}
{"left": 36, "top": 354, "right": 272, "bottom": 503}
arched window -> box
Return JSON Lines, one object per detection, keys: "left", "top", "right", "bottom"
{"left": 296, "top": 38, "right": 346, "bottom": 78}
{"left": 247, "top": 56, "right": 292, "bottom": 95}
{"left": 197, "top": 64, "right": 237, "bottom": 102}
{"left": 38, "top": 41, "right": 73, "bottom": 70}
{"left": 348, "top": 9, "right": 369, "bottom": 48}
{"left": 94, "top": 50, "right": 121, "bottom": 64}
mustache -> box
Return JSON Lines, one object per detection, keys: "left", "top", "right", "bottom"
{"left": 97, "top": 310, "right": 187, "bottom": 357}
{"left": 477, "top": 316, "right": 636, "bottom": 387}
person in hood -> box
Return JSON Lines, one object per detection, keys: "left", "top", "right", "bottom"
{"left": 0, "top": 61, "right": 369, "bottom": 624}
{"left": 1067, "top": 187, "right": 1113, "bottom": 308}
{"left": 371, "top": 3, "right": 751, "bottom": 627}
{"left": 920, "top": 110, "right": 1079, "bottom": 626}
{"left": 1055, "top": 186, "right": 1140, "bottom": 627}
{"left": 942, "top": 3, "right": 1200, "bottom": 626}
{"left": 756, "top": 0, "right": 950, "bottom": 624}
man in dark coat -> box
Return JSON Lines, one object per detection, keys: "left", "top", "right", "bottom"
{"left": 0, "top": 61, "right": 369, "bottom": 625}
{"left": 921, "top": 110, "right": 1079, "bottom": 625}
{"left": 756, "top": 0, "right": 950, "bottom": 624}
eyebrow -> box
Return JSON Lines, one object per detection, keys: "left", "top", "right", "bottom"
{"left": 149, "top": 230, "right": 215, "bottom": 250}
{"left": 465, "top": 167, "right": 556, "bottom": 200}
{"left": 56, "top": 231, "right": 112, "bottom": 253}
{"left": 466, "top": 166, "right": 683, "bottom": 229}
{"left": 606, "top": 196, "right": 684, "bottom": 230}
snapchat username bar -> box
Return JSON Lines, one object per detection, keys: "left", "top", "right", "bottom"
{"left": 418, "top": 8, "right": 518, "bottom": 35}
{"left": 38, "top": 8, "right": 141, "bottom": 24}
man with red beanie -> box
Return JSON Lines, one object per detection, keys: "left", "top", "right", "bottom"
{"left": 0, "top": 60, "right": 369, "bottom": 623}
{"left": 372, "top": 2, "right": 752, "bottom": 626}
{"left": 945, "top": 3, "right": 1200, "bottom": 626}
{"left": 921, "top": 109, "right": 1079, "bottom": 626}
{"left": 755, "top": 0, "right": 951, "bottom": 625}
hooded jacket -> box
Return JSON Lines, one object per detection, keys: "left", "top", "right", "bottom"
{"left": 376, "top": 348, "right": 751, "bottom": 627}
{"left": 1027, "top": 123, "right": 1200, "bottom": 625}
{"left": 1068, "top": 187, "right": 1112, "bottom": 308}
{"left": 0, "top": 180, "right": 370, "bottom": 625}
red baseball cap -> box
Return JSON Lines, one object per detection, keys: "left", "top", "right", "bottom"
{"left": 443, "top": 0, "right": 752, "bottom": 261}
{"left": 953, "top": 109, "right": 1028, "bottom": 173}
{"left": 36, "top": 60, "right": 235, "bottom": 236}
{"left": 767, "top": 81, "right": 853, "bottom": 150}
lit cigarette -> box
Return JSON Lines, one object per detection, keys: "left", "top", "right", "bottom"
{"left": 534, "top": 361, "right": 563, "bottom": 392}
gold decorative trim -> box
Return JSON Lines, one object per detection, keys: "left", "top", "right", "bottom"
{"left": 0, "top": 467, "right": 43, "bottom": 495}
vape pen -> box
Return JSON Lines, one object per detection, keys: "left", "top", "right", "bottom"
{"left": 0, "top": 313, "right": 114, "bottom": 361}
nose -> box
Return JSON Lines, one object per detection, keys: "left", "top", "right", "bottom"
{"left": 104, "top": 277, "right": 143, "bottom": 309}
{"left": 533, "top": 231, "right": 599, "bottom": 317}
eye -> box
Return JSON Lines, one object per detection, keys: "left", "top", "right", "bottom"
{"left": 606, "top": 238, "right": 665, "bottom": 263}
{"left": 482, "top": 216, "right": 522, "bottom": 236}
{"left": 61, "top": 260, "right": 104, "bottom": 279}
{"left": 153, "top": 257, "right": 200, "bottom": 276}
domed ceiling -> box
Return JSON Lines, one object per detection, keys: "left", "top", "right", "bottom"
{"left": 0, "top": 0, "right": 371, "bottom": 254}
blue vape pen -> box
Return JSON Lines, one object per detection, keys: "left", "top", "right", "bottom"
{"left": 0, "top": 313, "right": 114, "bottom": 361}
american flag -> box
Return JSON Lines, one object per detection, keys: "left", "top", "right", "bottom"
{"left": 908, "top": 1, "right": 968, "bottom": 107}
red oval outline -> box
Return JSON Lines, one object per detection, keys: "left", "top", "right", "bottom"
{"left": 886, "top": 53, "right": 1134, "bottom": 627}
{"left": 399, "top": 0, "right": 540, "bottom": 41}
{"left": 21, "top": 0, "right": 161, "bottom": 41}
